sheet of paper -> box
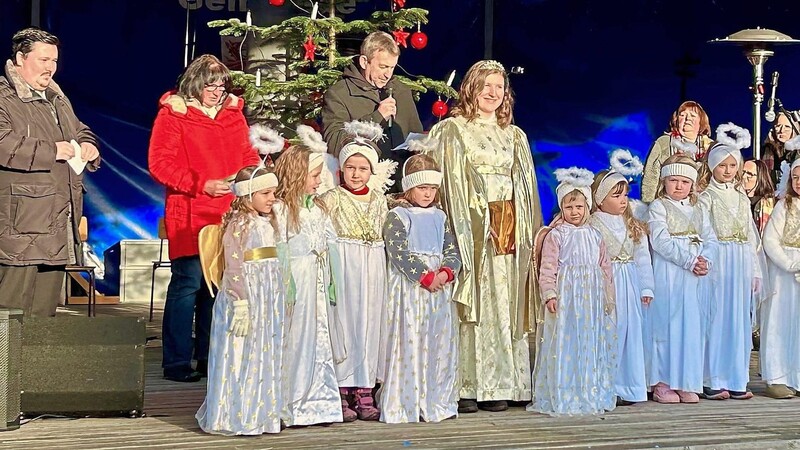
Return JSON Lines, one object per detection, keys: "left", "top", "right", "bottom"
{"left": 67, "top": 140, "right": 87, "bottom": 175}
{"left": 392, "top": 132, "right": 428, "bottom": 152}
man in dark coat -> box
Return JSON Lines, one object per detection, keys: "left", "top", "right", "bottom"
{"left": 0, "top": 28, "right": 100, "bottom": 317}
{"left": 322, "top": 31, "right": 423, "bottom": 192}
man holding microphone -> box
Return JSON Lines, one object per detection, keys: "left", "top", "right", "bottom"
{"left": 322, "top": 31, "right": 423, "bottom": 192}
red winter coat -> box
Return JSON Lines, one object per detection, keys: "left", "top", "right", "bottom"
{"left": 148, "top": 92, "right": 260, "bottom": 260}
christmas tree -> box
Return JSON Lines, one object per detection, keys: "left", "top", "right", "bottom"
{"left": 209, "top": 0, "right": 458, "bottom": 136}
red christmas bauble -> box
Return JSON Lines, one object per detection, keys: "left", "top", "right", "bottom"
{"left": 393, "top": 0, "right": 406, "bottom": 8}
{"left": 410, "top": 32, "right": 428, "bottom": 50}
{"left": 432, "top": 100, "right": 449, "bottom": 118}
{"left": 269, "top": 0, "right": 285, "bottom": 6}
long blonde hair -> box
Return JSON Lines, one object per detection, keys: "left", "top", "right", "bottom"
{"left": 591, "top": 171, "right": 648, "bottom": 244}
{"left": 275, "top": 145, "right": 328, "bottom": 233}
{"left": 451, "top": 61, "right": 514, "bottom": 128}
{"left": 656, "top": 154, "right": 699, "bottom": 205}
{"left": 221, "top": 165, "right": 277, "bottom": 232}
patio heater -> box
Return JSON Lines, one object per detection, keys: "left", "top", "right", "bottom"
{"left": 710, "top": 28, "right": 800, "bottom": 160}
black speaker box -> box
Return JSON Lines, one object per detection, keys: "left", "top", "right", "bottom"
{"left": 21, "top": 316, "right": 146, "bottom": 417}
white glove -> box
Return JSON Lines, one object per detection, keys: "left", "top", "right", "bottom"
{"left": 230, "top": 299, "right": 250, "bottom": 337}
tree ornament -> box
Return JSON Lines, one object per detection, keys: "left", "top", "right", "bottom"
{"left": 269, "top": 0, "right": 285, "bottom": 6}
{"left": 309, "top": 90, "right": 323, "bottom": 104}
{"left": 393, "top": 0, "right": 406, "bottom": 8}
{"left": 410, "top": 22, "right": 427, "bottom": 50}
{"left": 303, "top": 35, "right": 316, "bottom": 61}
{"left": 432, "top": 98, "right": 448, "bottom": 118}
{"left": 392, "top": 29, "right": 410, "bottom": 48}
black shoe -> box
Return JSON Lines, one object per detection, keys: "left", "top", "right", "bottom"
{"left": 616, "top": 397, "right": 635, "bottom": 406}
{"left": 458, "top": 398, "right": 478, "bottom": 414}
{"left": 478, "top": 400, "right": 508, "bottom": 412}
{"left": 195, "top": 360, "right": 208, "bottom": 377}
{"left": 700, "top": 387, "right": 729, "bottom": 400}
{"left": 164, "top": 370, "right": 202, "bottom": 383}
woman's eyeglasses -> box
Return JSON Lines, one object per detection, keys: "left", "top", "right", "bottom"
{"left": 204, "top": 84, "right": 227, "bottom": 93}
{"left": 743, "top": 170, "right": 757, "bottom": 178}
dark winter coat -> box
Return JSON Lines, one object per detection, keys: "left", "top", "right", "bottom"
{"left": 0, "top": 60, "right": 99, "bottom": 266}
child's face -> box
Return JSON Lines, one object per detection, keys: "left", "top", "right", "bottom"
{"left": 305, "top": 164, "right": 322, "bottom": 194}
{"left": 599, "top": 185, "right": 629, "bottom": 216}
{"left": 792, "top": 166, "right": 800, "bottom": 196}
{"left": 409, "top": 185, "right": 438, "bottom": 207}
{"left": 664, "top": 175, "right": 693, "bottom": 201}
{"left": 712, "top": 155, "right": 739, "bottom": 184}
{"left": 561, "top": 194, "right": 586, "bottom": 226}
{"left": 250, "top": 188, "right": 276, "bottom": 214}
{"left": 342, "top": 154, "right": 372, "bottom": 191}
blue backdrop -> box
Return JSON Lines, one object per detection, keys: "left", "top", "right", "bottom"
{"left": 2, "top": 0, "right": 800, "bottom": 292}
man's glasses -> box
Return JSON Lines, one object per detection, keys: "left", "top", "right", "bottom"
{"left": 204, "top": 84, "right": 227, "bottom": 93}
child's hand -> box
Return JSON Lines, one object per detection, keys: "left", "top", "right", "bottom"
{"left": 692, "top": 260, "right": 708, "bottom": 276}
{"left": 546, "top": 298, "right": 557, "bottom": 314}
{"left": 436, "top": 271, "right": 449, "bottom": 286}
{"left": 426, "top": 276, "right": 443, "bottom": 293}
{"left": 641, "top": 296, "right": 653, "bottom": 305}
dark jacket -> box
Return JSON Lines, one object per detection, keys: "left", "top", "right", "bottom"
{"left": 0, "top": 60, "right": 99, "bottom": 266}
{"left": 322, "top": 63, "right": 423, "bottom": 191}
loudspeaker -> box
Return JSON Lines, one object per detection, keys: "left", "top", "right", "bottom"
{"left": 21, "top": 316, "right": 145, "bottom": 418}
{"left": 0, "top": 309, "right": 22, "bottom": 431}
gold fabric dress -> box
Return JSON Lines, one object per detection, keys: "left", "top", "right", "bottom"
{"left": 428, "top": 115, "right": 543, "bottom": 401}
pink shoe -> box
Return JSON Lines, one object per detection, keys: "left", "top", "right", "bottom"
{"left": 675, "top": 390, "right": 699, "bottom": 403}
{"left": 339, "top": 388, "right": 357, "bottom": 422}
{"left": 353, "top": 388, "right": 380, "bottom": 421}
{"left": 653, "top": 383, "right": 680, "bottom": 404}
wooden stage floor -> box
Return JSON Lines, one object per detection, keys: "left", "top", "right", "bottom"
{"left": 1, "top": 303, "right": 800, "bottom": 449}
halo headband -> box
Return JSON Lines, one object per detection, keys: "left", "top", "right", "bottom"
{"left": 660, "top": 162, "right": 698, "bottom": 182}
{"left": 232, "top": 173, "right": 278, "bottom": 197}
{"left": 402, "top": 170, "right": 443, "bottom": 191}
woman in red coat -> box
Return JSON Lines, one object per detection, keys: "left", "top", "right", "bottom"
{"left": 148, "top": 54, "right": 260, "bottom": 382}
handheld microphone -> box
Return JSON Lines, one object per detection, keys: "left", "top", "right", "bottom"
{"left": 765, "top": 71, "right": 779, "bottom": 123}
{"left": 387, "top": 87, "right": 394, "bottom": 128}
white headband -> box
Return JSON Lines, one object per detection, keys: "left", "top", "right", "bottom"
{"left": 402, "top": 170, "right": 442, "bottom": 191}
{"left": 594, "top": 171, "right": 627, "bottom": 206}
{"left": 660, "top": 162, "right": 698, "bottom": 182}
{"left": 707, "top": 144, "right": 743, "bottom": 170}
{"left": 231, "top": 173, "right": 278, "bottom": 197}
{"left": 556, "top": 184, "right": 592, "bottom": 210}
{"left": 794, "top": 158, "right": 800, "bottom": 172}
{"left": 339, "top": 142, "right": 379, "bottom": 174}
{"left": 308, "top": 153, "right": 325, "bottom": 172}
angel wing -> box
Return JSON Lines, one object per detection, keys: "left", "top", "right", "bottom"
{"left": 366, "top": 159, "right": 399, "bottom": 194}
{"left": 198, "top": 224, "right": 225, "bottom": 296}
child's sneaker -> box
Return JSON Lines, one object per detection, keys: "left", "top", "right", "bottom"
{"left": 653, "top": 383, "right": 679, "bottom": 403}
{"left": 675, "top": 390, "right": 699, "bottom": 403}
{"left": 353, "top": 388, "right": 380, "bottom": 421}
{"left": 339, "top": 388, "right": 358, "bottom": 422}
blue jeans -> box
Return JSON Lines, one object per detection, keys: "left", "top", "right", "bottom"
{"left": 161, "top": 255, "right": 214, "bottom": 375}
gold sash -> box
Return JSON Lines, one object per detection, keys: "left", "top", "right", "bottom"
{"left": 489, "top": 200, "right": 515, "bottom": 255}
{"left": 244, "top": 246, "right": 278, "bottom": 261}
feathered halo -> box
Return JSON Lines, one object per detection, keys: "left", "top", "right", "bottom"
{"left": 366, "top": 160, "right": 399, "bottom": 194}
{"left": 715, "top": 122, "right": 751, "bottom": 150}
{"left": 609, "top": 148, "right": 644, "bottom": 177}
{"left": 407, "top": 135, "right": 438, "bottom": 154}
{"left": 296, "top": 124, "right": 328, "bottom": 154}
{"left": 555, "top": 167, "right": 594, "bottom": 187}
{"left": 343, "top": 120, "right": 384, "bottom": 143}
{"left": 785, "top": 135, "right": 800, "bottom": 152}
{"left": 671, "top": 137, "right": 699, "bottom": 157}
{"left": 248, "top": 123, "right": 284, "bottom": 167}
{"left": 776, "top": 160, "right": 791, "bottom": 199}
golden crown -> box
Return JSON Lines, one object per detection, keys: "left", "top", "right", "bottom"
{"left": 477, "top": 60, "right": 506, "bottom": 72}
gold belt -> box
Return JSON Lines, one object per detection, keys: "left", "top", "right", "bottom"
{"left": 612, "top": 255, "right": 633, "bottom": 263}
{"left": 671, "top": 233, "right": 702, "bottom": 246}
{"left": 718, "top": 231, "right": 747, "bottom": 243}
{"left": 244, "top": 246, "right": 278, "bottom": 261}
